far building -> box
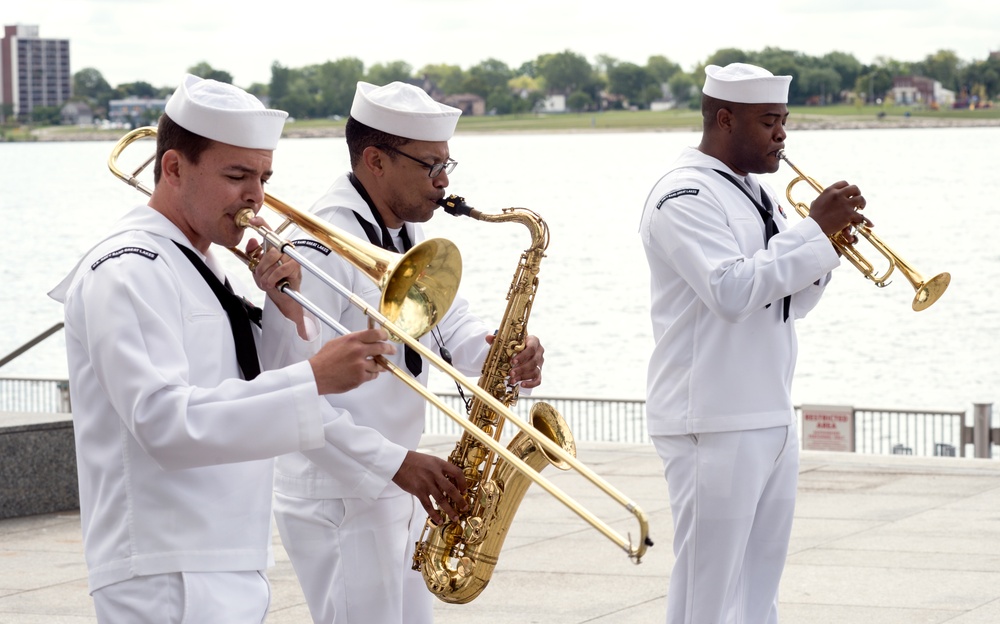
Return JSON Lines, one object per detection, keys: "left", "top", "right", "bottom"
{"left": 109, "top": 96, "right": 168, "bottom": 128}
{"left": 891, "top": 75, "right": 955, "bottom": 109}
{"left": 1, "top": 24, "right": 72, "bottom": 122}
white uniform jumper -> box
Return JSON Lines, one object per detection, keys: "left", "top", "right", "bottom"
{"left": 272, "top": 173, "right": 491, "bottom": 624}
{"left": 639, "top": 147, "right": 840, "bottom": 623}
{"left": 49, "top": 206, "right": 387, "bottom": 620}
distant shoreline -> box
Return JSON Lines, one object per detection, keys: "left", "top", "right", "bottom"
{"left": 19, "top": 116, "right": 1000, "bottom": 142}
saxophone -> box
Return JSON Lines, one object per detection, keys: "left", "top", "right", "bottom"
{"left": 411, "top": 195, "right": 577, "bottom": 604}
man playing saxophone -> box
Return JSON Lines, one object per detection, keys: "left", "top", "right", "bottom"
{"left": 265, "top": 81, "right": 546, "bottom": 624}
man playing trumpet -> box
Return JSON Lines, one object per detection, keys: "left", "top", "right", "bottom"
{"left": 639, "top": 62, "right": 867, "bottom": 624}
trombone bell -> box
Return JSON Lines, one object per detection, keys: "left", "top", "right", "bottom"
{"left": 108, "top": 126, "right": 462, "bottom": 340}
{"left": 261, "top": 193, "right": 462, "bottom": 340}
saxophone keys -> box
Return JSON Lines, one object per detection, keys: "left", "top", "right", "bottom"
{"left": 478, "top": 480, "right": 500, "bottom": 508}
{"left": 463, "top": 516, "right": 486, "bottom": 543}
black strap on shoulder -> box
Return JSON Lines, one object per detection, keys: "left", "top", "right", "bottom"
{"left": 347, "top": 174, "right": 423, "bottom": 376}
{"left": 173, "top": 242, "right": 262, "bottom": 380}
{"left": 713, "top": 169, "right": 779, "bottom": 242}
{"left": 712, "top": 170, "right": 790, "bottom": 322}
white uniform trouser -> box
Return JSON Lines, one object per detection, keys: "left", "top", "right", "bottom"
{"left": 652, "top": 425, "right": 799, "bottom": 624}
{"left": 91, "top": 570, "right": 270, "bottom": 624}
{"left": 274, "top": 491, "right": 432, "bottom": 624}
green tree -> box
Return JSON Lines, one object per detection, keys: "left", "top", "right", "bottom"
{"left": 821, "top": 51, "right": 863, "bottom": 97}
{"left": 463, "top": 58, "right": 514, "bottom": 97}
{"left": 187, "top": 62, "right": 233, "bottom": 84}
{"left": 365, "top": 61, "right": 413, "bottom": 86}
{"left": 73, "top": 67, "right": 116, "bottom": 116}
{"left": 246, "top": 82, "right": 269, "bottom": 98}
{"left": 29, "top": 105, "right": 61, "bottom": 125}
{"left": 703, "top": 48, "right": 750, "bottom": 69}
{"left": 115, "top": 81, "right": 157, "bottom": 98}
{"left": 566, "top": 90, "right": 593, "bottom": 112}
{"left": 317, "top": 58, "right": 365, "bottom": 117}
{"left": 646, "top": 55, "right": 681, "bottom": 84}
{"left": 961, "top": 56, "right": 1000, "bottom": 100}
{"left": 798, "top": 67, "right": 842, "bottom": 104}
{"left": 536, "top": 50, "right": 595, "bottom": 95}
{"left": 269, "top": 62, "right": 291, "bottom": 105}
{"left": 608, "top": 62, "right": 653, "bottom": 108}
{"left": 419, "top": 63, "right": 466, "bottom": 95}
{"left": 915, "top": 49, "right": 963, "bottom": 91}
{"left": 73, "top": 68, "right": 112, "bottom": 101}
{"left": 667, "top": 72, "right": 697, "bottom": 107}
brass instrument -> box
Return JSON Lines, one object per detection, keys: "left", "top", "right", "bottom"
{"left": 107, "top": 128, "right": 653, "bottom": 580}
{"left": 410, "top": 195, "right": 576, "bottom": 603}
{"left": 778, "top": 150, "right": 949, "bottom": 311}
{"left": 107, "top": 127, "right": 461, "bottom": 340}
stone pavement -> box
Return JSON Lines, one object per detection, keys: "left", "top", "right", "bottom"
{"left": 3, "top": 435, "right": 1000, "bottom": 623}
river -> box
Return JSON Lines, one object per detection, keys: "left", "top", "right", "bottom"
{"left": 1, "top": 126, "right": 996, "bottom": 412}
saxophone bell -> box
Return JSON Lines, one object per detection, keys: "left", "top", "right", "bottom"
{"left": 412, "top": 195, "right": 652, "bottom": 604}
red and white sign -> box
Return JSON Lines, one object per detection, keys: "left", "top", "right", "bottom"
{"left": 801, "top": 404, "right": 855, "bottom": 452}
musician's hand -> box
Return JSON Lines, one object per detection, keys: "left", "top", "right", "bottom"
{"left": 492, "top": 334, "right": 544, "bottom": 389}
{"left": 308, "top": 328, "right": 396, "bottom": 394}
{"left": 392, "top": 451, "right": 468, "bottom": 524}
{"left": 246, "top": 235, "right": 305, "bottom": 329}
{"left": 809, "top": 180, "right": 867, "bottom": 238}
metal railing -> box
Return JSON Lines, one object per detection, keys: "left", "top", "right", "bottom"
{"left": 852, "top": 407, "right": 968, "bottom": 457}
{"left": 2, "top": 378, "right": 997, "bottom": 459}
{"left": 423, "top": 391, "right": 649, "bottom": 444}
{"left": 0, "top": 377, "right": 72, "bottom": 413}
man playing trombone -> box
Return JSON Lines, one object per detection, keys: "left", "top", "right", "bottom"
{"left": 267, "top": 81, "right": 545, "bottom": 624}
{"left": 638, "top": 63, "right": 867, "bottom": 624}
{"left": 49, "top": 75, "right": 397, "bottom": 622}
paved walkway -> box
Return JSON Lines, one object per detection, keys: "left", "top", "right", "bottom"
{"left": 3, "top": 436, "right": 1000, "bottom": 623}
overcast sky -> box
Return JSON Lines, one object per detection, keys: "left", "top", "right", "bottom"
{"left": 9, "top": 0, "right": 1000, "bottom": 89}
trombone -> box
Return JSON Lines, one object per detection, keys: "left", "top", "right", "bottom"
{"left": 108, "top": 127, "right": 653, "bottom": 563}
{"left": 777, "top": 150, "right": 950, "bottom": 311}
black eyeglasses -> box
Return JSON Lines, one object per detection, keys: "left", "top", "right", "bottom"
{"left": 376, "top": 144, "right": 457, "bottom": 178}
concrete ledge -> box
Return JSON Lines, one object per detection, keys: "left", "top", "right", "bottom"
{"left": 0, "top": 411, "right": 78, "bottom": 519}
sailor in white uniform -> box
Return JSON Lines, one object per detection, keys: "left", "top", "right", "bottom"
{"left": 269, "top": 82, "right": 546, "bottom": 624}
{"left": 49, "top": 74, "right": 396, "bottom": 623}
{"left": 639, "top": 63, "right": 869, "bottom": 624}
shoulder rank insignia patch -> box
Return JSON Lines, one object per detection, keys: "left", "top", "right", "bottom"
{"left": 656, "top": 188, "right": 699, "bottom": 209}
{"left": 91, "top": 247, "right": 158, "bottom": 271}
{"left": 291, "top": 239, "right": 332, "bottom": 255}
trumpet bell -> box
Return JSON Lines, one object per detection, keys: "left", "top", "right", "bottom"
{"left": 913, "top": 272, "right": 950, "bottom": 312}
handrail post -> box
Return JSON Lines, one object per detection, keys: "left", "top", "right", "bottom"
{"left": 973, "top": 403, "right": 993, "bottom": 459}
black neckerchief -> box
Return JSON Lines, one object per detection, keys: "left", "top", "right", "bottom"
{"left": 173, "top": 241, "right": 262, "bottom": 380}
{"left": 713, "top": 170, "right": 790, "bottom": 322}
{"left": 347, "top": 173, "right": 422, "bottom": 376}
{"left": 348, "top": 173, "right": 413, "bottom": 251}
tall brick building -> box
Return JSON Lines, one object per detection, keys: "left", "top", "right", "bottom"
{"left": 1, "top": 24, "right": 71, "bottom": 121}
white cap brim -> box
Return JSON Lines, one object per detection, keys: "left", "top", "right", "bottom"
{"left": 702, "top": 63, "right": 792, "bottom": 104}
{"left": 350, "top": 81, "right": 461, "bottom": 141}
{"left": 165, "top": 74, "right": 288, "bottom": 150}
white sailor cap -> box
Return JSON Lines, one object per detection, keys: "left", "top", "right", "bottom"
{"left": 350, "top": 81, "right": 461, "bottom": 141}
{"left": 702, "top": 63, "right": 792, "bottom": 104}
{"left": 164, "top": 74, "right": 288, "bottom": 150}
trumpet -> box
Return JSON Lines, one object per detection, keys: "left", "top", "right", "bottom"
{"left": 778, "top": 150, "right": 950, "bottom": 311}
{"left": 108, "top": 127, "right": 653, "bottom": 564}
